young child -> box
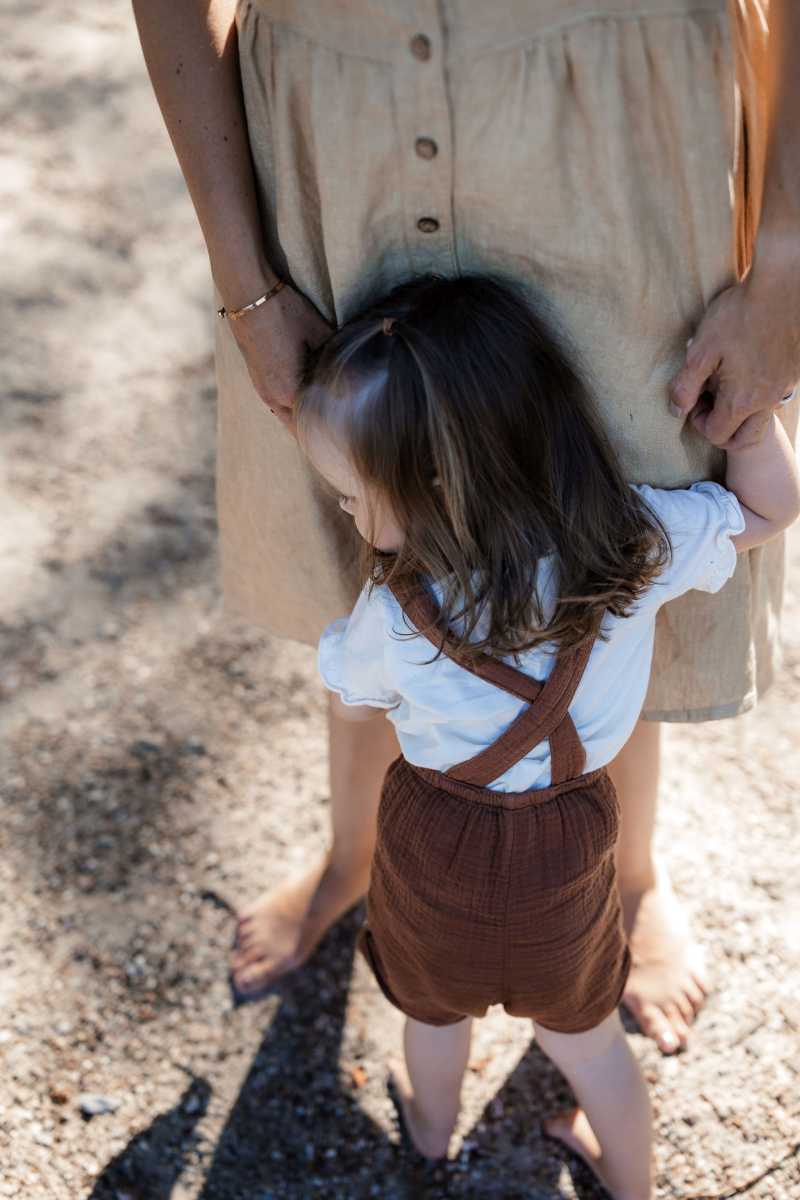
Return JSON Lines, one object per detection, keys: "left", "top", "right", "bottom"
{"left": 294, "top": 274, "right": 799, "bottom": 1199}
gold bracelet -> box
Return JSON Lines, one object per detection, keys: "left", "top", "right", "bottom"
{"left": 217, "top": 278, "right": 285, "bottom": 321}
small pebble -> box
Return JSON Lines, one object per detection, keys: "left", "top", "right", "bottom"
{"left": 48, "top": 1082, "right": 72, "bottom": 1105}
{"left": 78, "top": 1093, "right": 120, "bottom": 1118}
{"left": 129, "top": 739, "right": 161, "bottom": 757}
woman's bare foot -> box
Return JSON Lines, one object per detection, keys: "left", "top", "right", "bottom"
{"left": 387, "top": 1059, "right": 450, "bottom": 1161}
{"left": 229, "top": 851, "right": 370, "bottom": 997}
{"left": 621, "top": 861, "right": 710, "bottom": 1054}
{"left": 545, "top": 1108, "right": 647, "bottom": 1200}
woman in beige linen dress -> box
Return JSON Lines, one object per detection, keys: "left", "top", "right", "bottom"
{"left": 133, "top": 0, "right": 800, "bottom": 1055}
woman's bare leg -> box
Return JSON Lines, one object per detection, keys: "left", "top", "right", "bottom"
{"left": 230, "top": 695, "right": 398, "bottom": 994}
{"left": 389, "top": 1017, "right": 473, "bottom": 1159}
{"left": 539, "top": 1012, "right": 652, "bottom": 1200}
{"left": 609, "top": 719, "right": 709, "bottom": 1053}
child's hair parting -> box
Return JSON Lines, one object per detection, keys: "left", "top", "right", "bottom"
{"left": 297, "top": 272, "right": 671, "bottom": 662}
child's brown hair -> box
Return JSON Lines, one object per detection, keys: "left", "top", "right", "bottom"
{"left": 297, "top": 273, "right": 670, "bottom": 662}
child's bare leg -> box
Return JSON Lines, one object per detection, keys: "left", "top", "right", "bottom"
{"left": 230, "top": 697, "right": 398, "bottom": 994}
{"left": 390, "top": 1016, "right": 473, "bottom": 1159}
{"left": 610, "top": 719, "right": 709, "bottom": 1053}
{"left": 537, "top": 1011, "right": 652, "bottom": 1200}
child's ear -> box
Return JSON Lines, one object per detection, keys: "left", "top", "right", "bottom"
{"left": 432, "top": 475, "right": 442, "bottom": 487}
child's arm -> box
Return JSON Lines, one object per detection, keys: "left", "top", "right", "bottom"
{"left": 718, "top": 414, "right": 800, "bottom": 552}
{"left": 331, "top": 693, "right": 390, "bottom": 723}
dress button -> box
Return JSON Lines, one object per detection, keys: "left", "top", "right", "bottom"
{"left": 409, "top": 33, "right": 432, "bottom": 61}
{"left": 415, "top": 137, "right": 438, "bottom": 160}
{"left": 417, "top": 217, "right": 439, "bottom": 233}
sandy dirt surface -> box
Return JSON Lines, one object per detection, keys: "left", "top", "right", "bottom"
{"left": 1, "top": 4, "right": 799, "bottom": 1198}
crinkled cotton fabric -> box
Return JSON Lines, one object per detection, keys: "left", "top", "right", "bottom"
{"left": 319, "top": 483, "right": 745, "bottom": 791}
{"left": 216, "top": 0, "right": 791, "bottom": 720}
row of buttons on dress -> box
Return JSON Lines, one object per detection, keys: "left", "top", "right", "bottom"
{"left": 409, "top": 34, "right": 439, "bottom": 233}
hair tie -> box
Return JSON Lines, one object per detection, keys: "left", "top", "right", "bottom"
{"left": 382, "top": 316, "right": 397, "bottom": 336}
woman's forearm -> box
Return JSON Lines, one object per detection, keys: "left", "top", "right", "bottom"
{"left": 753, "top": 0, "right": 800, "bottom": 258}
{"left": 132, "top": 0, "right": 277, "bottom": 308}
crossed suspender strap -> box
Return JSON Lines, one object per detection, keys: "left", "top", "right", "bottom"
{"left": 387, "top": 578, "right": 593, "bottom": 787}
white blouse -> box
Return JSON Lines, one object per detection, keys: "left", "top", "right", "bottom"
{"left": 318, "top": 483, "right": 745, "bottom": 791}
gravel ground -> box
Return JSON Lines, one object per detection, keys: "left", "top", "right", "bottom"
{"left": 1, "top": 4, "right": 799, "bottom": 1198}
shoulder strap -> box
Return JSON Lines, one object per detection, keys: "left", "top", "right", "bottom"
{"left": 388, "top": 578, "right": 538, "bottom": 699}
{"left": 446, "top": 641, "right": 591, "bottom": 786}
{"left": 387, "top": 577, "right": 594, "bottom": 785}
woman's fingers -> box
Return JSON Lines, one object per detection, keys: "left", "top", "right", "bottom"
{"left": 672, "top": 266, "right": 800, "bottom": 444}
{"left": 231, "top": 282, "right": 332, "bottom": 420}
{"left": 701, "top": 388, "right": 764, "bottom": 447}
{"left": 669, "top": 336, "right": 721, "bottom": 420}
{"left": 722, "top": 408, "right": 774, "bottom": 451}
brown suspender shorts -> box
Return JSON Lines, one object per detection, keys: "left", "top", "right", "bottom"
{"left": 357, "top": 586, "right": 631, "bottom": 1034}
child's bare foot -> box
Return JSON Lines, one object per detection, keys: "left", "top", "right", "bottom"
{"left": 545, "top": 1108, "right": 648, "bottom": 1200}
{"left": 387, "top": 1059, "right": 450, "bottom": 1160}
{"left": 545, "top": 1108, "right": 606, "bottom": 1184}
{"left": 621, "top": 861, "right": 710, "bottom": 1054}
{"left": 229, "top": 852, "right": 370, "bottom": 997}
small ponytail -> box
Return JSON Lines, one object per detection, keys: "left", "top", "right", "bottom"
{"left": 296, "top": 272, "right": 670, "bottom": 661}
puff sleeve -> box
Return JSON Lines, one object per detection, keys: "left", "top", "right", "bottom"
{"left": 317, "top": 583, "right": 402, "bottom": 709}
{"left": 635, "top": 481, "right": 746, "bottom": 607}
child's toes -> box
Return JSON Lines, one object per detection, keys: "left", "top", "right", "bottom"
{"left": 543, "top": 1107, "right": 602, "bottom": 1172}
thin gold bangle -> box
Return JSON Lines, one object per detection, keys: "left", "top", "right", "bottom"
{"left": 217, "top": 278, "right": 285, "bottom": 321}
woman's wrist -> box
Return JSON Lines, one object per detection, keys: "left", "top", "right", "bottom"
{"left": 211, "top": 249, "right": 282, "bottom": 314}
{"left": 750, "top": 226, "right": 800, "bottom": 278}
{"left": 218, "top": 278, "right": 285, "bottom": 322}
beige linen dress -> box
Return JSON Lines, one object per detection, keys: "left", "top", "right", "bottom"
{"left": 215, "top": 0, "right": 789, "bottom": 721}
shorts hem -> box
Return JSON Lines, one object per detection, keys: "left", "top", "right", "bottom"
{"left": 521, "top": 945, "right": 632, "bottom": 1035}
{"left": 358, "top": 926, "right": 469, "bottom": 1027}
{"left": 641, "top": 687, "right": 758, "bottom": 724}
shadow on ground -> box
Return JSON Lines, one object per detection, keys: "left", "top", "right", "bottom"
{"left": 87, "top": 1076, "right": 211, "bottom": 1200}
{"left": 86, "top": 909, "right": 604, "bottom": 1200}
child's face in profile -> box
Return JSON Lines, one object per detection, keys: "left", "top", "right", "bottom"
{"left": 304, "top": 424, "right": 405, "bottom": 553}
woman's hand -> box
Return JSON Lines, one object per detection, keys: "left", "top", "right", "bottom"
{"left": 132, "top": 0, "right": 333, "bottom": 434}
{"left": 669, "top": 241, "right": 800, "bottom": 450}
{"left": 229, "top": 282, "right": 333, "bottom": 433}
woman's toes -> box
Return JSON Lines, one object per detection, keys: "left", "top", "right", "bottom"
{"left": 692, "top": 966, "right": 711, "bottom": 997}
{"left": 674, "top": 991, "right": 696, "bottom": 1025}
{"left": 637, "top": 1002, "right": 681, "bottom": 1054}
{"left": 233, "top": 916, "right": 255, "bottom": 944}
{"left": 662, "top": 1003, "right": 691, "bottom": 1049}
{"left": 229, "top": 939, "right": 260, "bottom": 971}
{"left": 233, "top": 963, "right": 268, "bottom": 992}
{"left": 232, "top": 927, "right": 257, "bottom": 955}
{"left": 684, "top": 979, "right": 706, "bottom": 1013}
